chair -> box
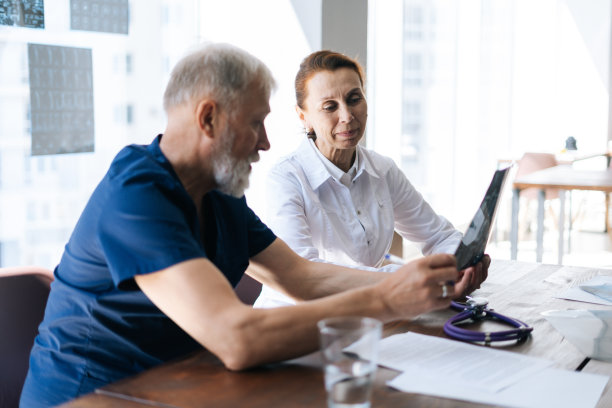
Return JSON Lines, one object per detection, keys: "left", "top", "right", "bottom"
{"left": 514, "top": 153, "right": 560, "bottom": 239}
{"left": 0, "top": 266, "right": 53, "bottom": 408}
{"left": 515, "top": 152, "right": 559, "bottom": 200}
{"left": 234, "top": 274, "right": 262, "bottom": 305}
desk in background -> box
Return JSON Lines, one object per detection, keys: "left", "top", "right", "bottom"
{"left": 510, "top": 165, "right": 612, "bottom": 264}
{"left": 59, "top": 259, "right": 612, "bottom": 408}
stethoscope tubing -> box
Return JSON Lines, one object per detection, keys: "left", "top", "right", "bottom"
{"left": 444, "top": 300, "right": 533, "bottom": 344}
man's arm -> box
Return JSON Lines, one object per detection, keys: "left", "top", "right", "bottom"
{"left": 247, "top": 239, "right": 389, "bottom": 301}
{"left": 135, "top": 239, "right": 466, "bottom": 371}
{"left": 247, "top": 239, "right": 473, "bottom": 302}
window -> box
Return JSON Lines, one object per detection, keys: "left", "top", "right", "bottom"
{"left": 368, "top": 0, "right": 611, "bottom": 230}
{"left": 0, "top": 0, "right": 312, "bottom": 268}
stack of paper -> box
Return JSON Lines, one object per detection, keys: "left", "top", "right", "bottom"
{"left": 357, "top": 332, "right": 608, "bottom": 408}
{"left": 556, "top": 275, "right": 612, "bottom": 306}
{"left": 545, "top": 276, "right": 612, "bottom": 363}
{"left": 542, "top": 309, "right": 612, "bottom": 362}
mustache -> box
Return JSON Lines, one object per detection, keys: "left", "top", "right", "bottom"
{"left": 249, "top": 153, "right": 260, "bottom": 163}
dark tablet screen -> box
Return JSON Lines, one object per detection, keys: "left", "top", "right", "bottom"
{"left": 455, "top": 167, "right": 510, "bottom": 271}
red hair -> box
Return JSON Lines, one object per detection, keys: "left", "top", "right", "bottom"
{"left": 295, "top": 50, "right": 365, "bottom": 109}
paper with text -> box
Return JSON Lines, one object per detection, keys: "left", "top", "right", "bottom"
{"left": 375, "top": 332, "right": 554, "bottom": 393}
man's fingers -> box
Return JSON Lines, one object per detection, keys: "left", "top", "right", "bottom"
{"left": 428, "top": 266, "right": 461, "bottom": 287}
{"left": 424, "top": 253, "right": 457, "bottom": 269}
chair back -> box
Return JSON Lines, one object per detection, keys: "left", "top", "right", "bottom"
{"left": 515, "top": 152, "right": 559, "bottom": 200}
{"left": 0, "top": 266, "right": 53, "bottom": 408}
{"left": 234, "top": 274, "right": 262, "bottom": 305}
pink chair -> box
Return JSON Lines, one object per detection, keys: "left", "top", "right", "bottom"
{"left": 0, "top": 266, "right": 53, "bottom": 408}
{"left": 515, "top": 152, "right": 559, "bottom": 200}
{"left": 514, "top": 153, "right": 561, "bottom": 239}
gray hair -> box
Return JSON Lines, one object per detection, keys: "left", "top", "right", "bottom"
{"left": 163, "top": 42, "right": 276, "bottom": 113}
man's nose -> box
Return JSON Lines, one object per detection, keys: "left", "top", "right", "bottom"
{"left": 257, "top": 126, "right": 270, "bottom": 151}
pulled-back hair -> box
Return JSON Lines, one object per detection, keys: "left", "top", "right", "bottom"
{"left": 295, "top": 50, "right": 365, "bottom": 109}
{"left": 163, "top": 42, "right": 276, "bottom": 113}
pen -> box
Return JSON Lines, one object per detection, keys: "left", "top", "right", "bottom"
{"left": 384, "top": 253, "right": 405, "bottom": 264}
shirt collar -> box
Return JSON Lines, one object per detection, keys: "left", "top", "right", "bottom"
{"left": 293, "top": 138, "right": 333, "bottom": 190}
{"left": 355, "top": 146, "right": 380, "bottom": 180}
{"left": 294, "top": 138, "right": 379, "bottom": 189}
{"left": 309, "top": 138, "right": 362, "bottom": 187}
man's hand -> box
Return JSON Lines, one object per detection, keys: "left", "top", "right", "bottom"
{"left": 455, "top": 254, "right": 490, "bottom": 298}
{"left": 375, "top": 253, "right": 460, "bottom": 321}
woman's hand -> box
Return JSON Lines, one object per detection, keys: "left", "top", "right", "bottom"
{"left": 455, "top": 254, "right": 490, "bottom": 298}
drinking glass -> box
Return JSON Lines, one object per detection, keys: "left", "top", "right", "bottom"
{"left": 317, "top": 316, "right": 382, "bottom": 408}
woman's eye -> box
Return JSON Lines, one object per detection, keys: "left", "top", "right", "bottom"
{"left": 322, "top": 104, "right": 336, "bottom": 111}
{"left": 348, "top": 95, "right": 362, "bottom": 105}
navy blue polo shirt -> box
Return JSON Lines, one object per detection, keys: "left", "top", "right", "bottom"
{"left": 20, "top": 135, "right": 276, "bottom": 407}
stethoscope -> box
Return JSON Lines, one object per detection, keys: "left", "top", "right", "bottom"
{"left": 443, "top": 296, "right": 533, "bottom": 345}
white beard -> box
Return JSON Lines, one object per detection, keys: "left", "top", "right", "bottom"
{"left": 212, "top": 129, "right": 258, "bottom": 198}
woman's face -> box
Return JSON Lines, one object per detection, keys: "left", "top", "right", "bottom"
{"left": 298, "top": 68, "right": 367, "bottom": 158}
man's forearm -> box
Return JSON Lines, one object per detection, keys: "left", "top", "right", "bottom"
{"left": 287, "top": 260, "right": 388, "bottom": 301}
{"left": 227, "top": 283, "right": 389, "bottom": 369}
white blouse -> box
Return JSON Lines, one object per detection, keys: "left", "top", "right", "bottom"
{"left": 254, "top": 138, "right": 461, "bottom": 308}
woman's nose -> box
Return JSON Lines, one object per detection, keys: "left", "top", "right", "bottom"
{"left": 338, "top": 104, "right": 354, "bottom": 123}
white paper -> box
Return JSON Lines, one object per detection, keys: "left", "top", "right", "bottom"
{"left": 579, "top": 276, "right": 612, "bottom": 302}
{"left": 488, "top": 259, "right": 541, "bottom": 286}
{"left": 375, "top": 332, "right": 554, "bottom": 393}
{"left": 542, "top": 309, "right": 612, "bottom": 361}
{"left": 556, "top": 276, "right": 612, "bottom": 306}
{"left": 388, "top": 366, "right": 608, "bottom": 408}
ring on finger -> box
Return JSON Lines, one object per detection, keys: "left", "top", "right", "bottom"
{"left": 441, "top": 283, "right": 449, "bottom": 299}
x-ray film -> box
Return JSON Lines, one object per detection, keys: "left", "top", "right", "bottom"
{"left": 455, "top": 167, "right": 510, "bottom": 271}
{"left": 0, "top": 0, "right": 44, "bottom": 28}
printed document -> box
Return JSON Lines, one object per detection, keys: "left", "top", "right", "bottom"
{"left": 373, "top": 332, "right": 608, "bottom": 408}
{"left": 376, "top": 332, "right": 553, "bottom": 392}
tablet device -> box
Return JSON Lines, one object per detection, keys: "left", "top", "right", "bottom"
{"left": 454, "top": 166, "right": 511, "bottom": 271}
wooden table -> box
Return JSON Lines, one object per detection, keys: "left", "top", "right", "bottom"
{"left": 510, "top": 165, "right": 612, "bottom": 264}
{"left": 60, "top": 260, "right": 612, "bottom": 408}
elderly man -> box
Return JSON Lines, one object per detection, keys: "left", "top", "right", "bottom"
{"left": 20, "top": 43, "right": 473, "bottom": 407}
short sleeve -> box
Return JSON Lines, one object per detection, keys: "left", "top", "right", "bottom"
{"left": 98, "top": 180, "right": 205, "bottom": 289}
{"left": 245, "top": 202, "right": 276, "bottom": 257}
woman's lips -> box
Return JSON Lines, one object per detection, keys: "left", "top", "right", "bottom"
{"left": 335, "top": 128, "right": 359, "bottom": 138}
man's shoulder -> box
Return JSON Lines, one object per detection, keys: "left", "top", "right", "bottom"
{"left": 105, "top": 143, "right": 177, "bottom": 191}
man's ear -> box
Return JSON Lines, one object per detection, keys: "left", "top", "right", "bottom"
{"left": 196, "top": 99, "right": 217, "bottom": 137}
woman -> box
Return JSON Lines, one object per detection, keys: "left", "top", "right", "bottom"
{"left": 253, "top": 50, "right": 488, "bottom": 308}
